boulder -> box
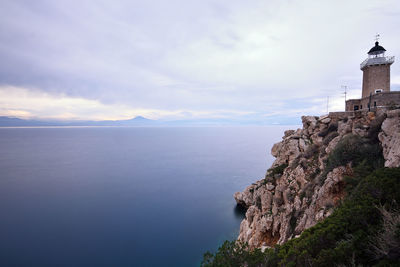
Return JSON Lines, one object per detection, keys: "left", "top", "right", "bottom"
{"left": 320, "top": 117, "right": 331, "bottom": 124}
{"left": 378, "top": 110, "right": 400, "bottom": 167}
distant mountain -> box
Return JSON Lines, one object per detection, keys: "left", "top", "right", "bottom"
{"left": 0, "top": 115, "right": 300, "bottom": 127}
{"left": 0, "top": 117, "right": 56, "bottom": 127}
{"left": 110, "top": 116, "right": 157, "bottom": 126}
{"left": 0, "top": 116, "right": 157, "bottom": 127}
{"left": 76, "top": 116, "right": 157, "bottom": 126}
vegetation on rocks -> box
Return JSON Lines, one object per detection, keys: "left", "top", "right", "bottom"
{"left": 201, "top": 167, "right": 400, "bottom": 266}
{"left": 319, "top": 134, "right": 384, "bottom": 184}
{"left": 202, "top": 111, "right": 400, "bottom": 266}
{"left": 266, "top": 163, "right": 288, "bottom": 177}
{"left": 318, "top": 122, "right": 338, "bottom": 138}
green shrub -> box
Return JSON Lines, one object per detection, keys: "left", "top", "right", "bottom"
{"left": 322, "top": 131, "right": 339, "bottom": 146}
{"left": 329, "top": 135, "right": 382, "bottom": 167}
{"left": 292, "top": 167, "right": 400, "bottom": 265}
{"left": 202, "top": 168, "right": 400, "bottom": 266}
{"left": 343, "top": 159, "right": 375, "bottom": 194}
{"left": 262, "top": 176, "right": 275, "bottom": 184}
{"left": 318, "top": 122, "right": 338, "bottom": 137}
{"left": 367, "top": 114, "right": 386, "bottom": 142}
{"left": 267, "top": 163, "right": 288, "bottom": 177}
{"left": 256, "top": 196, "right": 262, "bottom": 210}
{"left": 201, "top": 241, "right": 266, "bottom": 267}
{"left": 320, "top": 134, "right": 384, "bottom": 184}
{"left": 370, "top": 206, "right": 400, "bottom": 261}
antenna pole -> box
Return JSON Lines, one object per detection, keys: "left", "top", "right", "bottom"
{"left": 375, "top": 33, "right": 380, "bottom": 42}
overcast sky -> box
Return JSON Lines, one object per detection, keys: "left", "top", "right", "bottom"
{"left": 1, "top": 0, "right": 400, "bottom": 122}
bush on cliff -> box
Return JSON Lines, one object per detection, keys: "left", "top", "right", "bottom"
{"left": 201, "top": 167, "right": 400, "bottom": 267}
{"left": 370, "top": 206, "right": 400, "bottom": 262}
{"left": 276, "top": 167, "right": 400, "bottom": 266}
{"left": 266, "top": 163, "right": 288, "bottom": 177}
{"left": 320, "top": 134, "right": 384, "bottom": 184}
{"left": 326, "top": 134, "right": 383, "bottom": 171}
{"left": 318, "top": 122, "right": 338, "bottom": 138}
{"left": 201, "top": 241, "right": 266, "bottom": 267}
{"left": 322, "top": 131, "right": 339, "bottom": 146}
{"left": 368, "top": 114, "right": 386, "bottom": 142}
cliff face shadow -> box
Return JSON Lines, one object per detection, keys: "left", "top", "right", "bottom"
{"left": 233, "top": 204, "right": 247, "bottom": 220}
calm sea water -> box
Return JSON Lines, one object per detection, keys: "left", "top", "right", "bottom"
{"left": 0, "top": 126, "right": 292, "bottom": 266}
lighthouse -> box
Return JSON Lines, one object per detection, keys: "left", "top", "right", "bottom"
{"left": 360, "top": 39, "right": 395, "bottom": 98}
{"left": 345, "top": 36, "right": 399, "bottom": 112}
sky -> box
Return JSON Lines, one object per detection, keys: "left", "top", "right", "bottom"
{"left": 1, "top": 0, "right": 400, "bottom": 123}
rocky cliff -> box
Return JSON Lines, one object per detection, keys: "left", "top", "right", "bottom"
{"left": 234, "top": 109, "right": 400, "bottom": 250}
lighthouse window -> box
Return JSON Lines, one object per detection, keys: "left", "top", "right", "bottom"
{"left": 354, "top": 105, "right": 359, "bottom": 111}
{"left": 374, "top": 101, "right": 377, "bottom": 107}
{"left": 375, "top": 89, "right": 383, "bottom": 93}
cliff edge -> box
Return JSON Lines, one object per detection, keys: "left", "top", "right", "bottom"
{"left": 234, "top": 109, "right": 400, "bottom": 249}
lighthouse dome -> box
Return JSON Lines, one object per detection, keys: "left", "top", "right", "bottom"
{"left": 368, "top": 41, "right": 386, "bottom": 55}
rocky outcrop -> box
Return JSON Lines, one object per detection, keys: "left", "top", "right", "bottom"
{"left": 379, "top": 109, "right": 400, "bottom": 167}
{"left": 234, "top": 109, "right": 400, "bottom": 249}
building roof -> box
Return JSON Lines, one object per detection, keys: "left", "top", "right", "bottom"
{"left": 368, "top": 41, "right": 386, "bottom": 55}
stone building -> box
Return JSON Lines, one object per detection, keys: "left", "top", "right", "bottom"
{"left": 345, "top": 40, "right": 398, "bottom": 111}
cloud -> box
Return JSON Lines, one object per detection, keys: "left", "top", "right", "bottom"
{"left": 0, "top": 0, "right": 399, "bottom": 121}
{"left": 0, "top": 85, "right": 264, "bottom": 121}
{"left": 0, "top": 85, "right": 169, "bottom": 120}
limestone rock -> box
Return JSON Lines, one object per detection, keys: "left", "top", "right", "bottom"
{"left": 320, "top": 117, "right": 331, "bottom": 124}
{"left": 284, "top": 130, "right": 295, "bottom": 138}
{"left": 325, "top": 136, "right": 341, "bottom": 154}
{"left": 379, "top": 109, "right": 400, "bottom": 167}
{"left": 319, "top": 114, "right": 329, "bottom": 121}
{"left": 338, "top": 120, "right": 352, "bottom": 135}
{"left": 236, "top": 109, "right": 400, "bottom": 249}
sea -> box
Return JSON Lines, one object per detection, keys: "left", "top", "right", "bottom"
{"left": 0, "top": 126, "right": 293, "bottom": 266}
